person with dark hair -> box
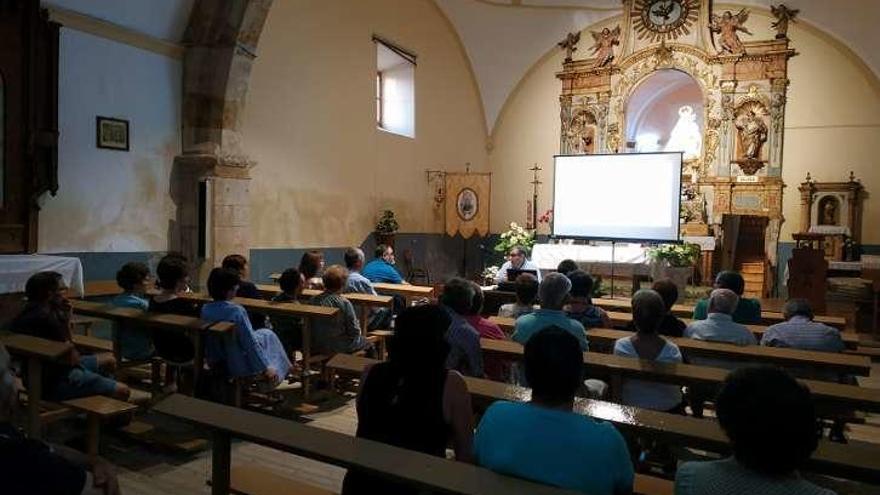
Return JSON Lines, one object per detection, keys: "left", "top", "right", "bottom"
{"left": 11, "top": 272, "right": 130, "bottom": 401}
{"left": 675, "top": 366, "right": 832, "bottom": 494}
{"left": 110, "top": 261, "right": 154, "bottom": 360}
{"left": 692, "top": 271, "right": 762, "bottom": 324}
{"left": 494, "top": 245, "right": 542, "bottom": 284}
{"left": 269, "top": 268, "right": 305, "bottom": 354}
{"left": 464, "top": 282, "right": 509, "bottom": 381}
{"left": 341, "top": 305, "right": 474, "bottom": 494}
{"left": 299, "top": 250, "right": 326, "bottom": 289}
{"left": 556, "top": 259, "right": 579, "bottom": 275}
{"left": 309, "top": 265, "right": 371, "bottom": 354}
{"left": 201, "top": 268, "right": 291, "bottom": 386}
{"left": 513, "top": 273, "right": 588, "bottom": 350}
{"left": 149, "top": 256, "right": 198, "bottom": 374}
{"left": 343, "top": 247, "right": 392, "bottom": 329}
{"left": 613, "top": 290, "right": 683, "bottom": 411}
{"left": 761, "top": 298, "right": 845, "bottom": 352}
{"left": 221, "top": 254, "right": 267, "bottom": 328}
{"left": 649, "top": 279, "right": 687, "bottom": 337}
{"left": 0, "top": 344, "right": 122, "bottom": 495}
{"left": 475, "top": 327, "right": 633, "bottom": 494}
{"left": 361, "top": 244, "right": 407, "bottom": 284}
{"left": 498, "top": 272, "right": 538, "bottom": 318}
{"left": 440, "top": 278, "right": 483, "bottom": 377}
{"left": 565, "top": 270, "right": 611, "bottom": 329}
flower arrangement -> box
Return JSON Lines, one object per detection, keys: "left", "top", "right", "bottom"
{"left": 482, "top": 265, "right": 500, "bottom": 284}
{"left": 647, "top": 243, "right": 701, "bottom": 267}
{"left": 375, "top": 210, "right": 399, "bottom": 235}
{"left": 538, "top": 209, "right": 554, "bottom": 225}
{"left": 494, "top": 222, "right": 536, "bottom": 254}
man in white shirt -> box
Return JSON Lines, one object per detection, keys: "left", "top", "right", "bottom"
{"left": 494, "top": 246, "right": 542, "bottom": 284}
{"left": 684, "top": 289, "right": 756, "bottom": 346}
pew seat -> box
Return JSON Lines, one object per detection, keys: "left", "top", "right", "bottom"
{"left": 228, "top": 464, "right": 336, "bottom": 495}
{"left": 63, "top": 395, "right": 139, "bottom": 455}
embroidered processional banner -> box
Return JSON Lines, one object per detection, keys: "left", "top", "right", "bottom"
{"left": 445, "top": 172, "right": 491, "bottom": 238}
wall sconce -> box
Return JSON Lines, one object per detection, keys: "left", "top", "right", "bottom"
{"left": 426, "top": 169, "right": 446, "bottom": 209}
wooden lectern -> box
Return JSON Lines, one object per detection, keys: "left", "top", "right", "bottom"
{"left": 788, "top": 233, "right": 828, "bottom": 314}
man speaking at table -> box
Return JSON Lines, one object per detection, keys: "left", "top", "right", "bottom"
{"left": 494, "top": 246, "right": 542, "bottom": 285}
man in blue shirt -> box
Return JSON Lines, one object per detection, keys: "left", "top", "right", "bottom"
{"left": 361, "top": 244, "right": 408, "bottom": 284}
{"left": 440, "top": 278, "right": 484, "bottom": 378}
{"left": 513, "top": 272, "right": 588, "bottom": 351}
{"left": 475, "top": 328, "right": 633, "bottom": 494}
{"left": 761, "top": 298, "right": 845, "bottom": 352}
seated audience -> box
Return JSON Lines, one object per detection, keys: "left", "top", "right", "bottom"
{"left": 565, "top": 270, "right": 611, "bottom": 329}
{"left": 494, "top": 245, "right": 542, "bottom": 284}
{"left": 684, "top": 289, "right": 757, "bottom": 346}
{"left": 475, "top": 328, "right": 633, "bottom": 494}
{"left": 440, "top": 278, "right": 484, "bottom": 377}
{"left": 269, "top": 268, "right": 305, "bottom": 355}
{"left": 465, "top": 281, "right": 509, "bottom": 381}
{"left": 11, "top": 272, "right": 129, "bottom": 401}
{"left": 649, "top": 279, "right": 688, "bottom": 337}
{"left": 513, "top": 273, "right": 588, "bottom": 351}
{"left": 692, "top": 271, "right": 761, "bottom": 324}
{"left": 675, "top": 366, "right": 833, "bottom": 495}
{"left": 341, "top": 305, "right": 474, "bottom": 495}
{"left": 361, "top": 244, "right": 407, "bottom": 284}
{"left": 0, "top": 344, "right": 122, "bottom": 495}
{"left": 221, "top": 254, "right": 267, "bottom": 329}
{"left": 148, "top": 255, "right": 198, "bottom": 364}
{"left": 202, "top": 268, "right": 291, "bottom": 386}
{"left": 299, "top": 250, "right": 326, "bottom": 289}
{"left": 614, "top": 290, "right": 683, "bottom": 412}
{"left": 343, "top": 247, "right": 392, "bottom": 329}
{"left": 497, "top": 272, "right": 538, "bottom": 319}
{"left": 761, "top": 298, "right": 845, "bottom": 352}
{"left": 309, "top": 265, "right": 371, "bottom": 354}
{"left": 111, "top": 262, "right": 154, "bottom": 360}
{"left": 556, "top": 258, "right": 579, "bottom": 275}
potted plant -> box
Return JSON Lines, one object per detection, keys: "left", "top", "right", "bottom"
{"left": 647, "top": 243, "right": 701, "bottom": 302}
{"left": 375, "top": 209, "right": 399, "bottom": 248}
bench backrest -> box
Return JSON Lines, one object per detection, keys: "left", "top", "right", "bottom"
{"left": 175, "top": 293, "right": 341, "bottom": 321}
{"left": 71, "top": 300, "right": 235, "bottom": 333}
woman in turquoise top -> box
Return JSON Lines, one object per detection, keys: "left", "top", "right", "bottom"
{"left": 201, "top": 268, "right": 291, "bottom": 386}
{"left": 475, "top": 327, "right": 633, "bottom": 494}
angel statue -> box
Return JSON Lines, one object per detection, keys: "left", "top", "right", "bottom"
{"left": 558, "top": 32, "right": 581, "bottom": 63}
{"left": 710, "top": 9, "right": 752, "bottom": 55}
{"left": 771, "top": 4, "right": 799, "bottom": 39}
{"left": 590, "top": 26, "right": 621, "bottom": 68}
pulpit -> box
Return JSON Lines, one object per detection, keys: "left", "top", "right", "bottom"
{"left": 788, "top": 233, "right": 827, "bottom": 314}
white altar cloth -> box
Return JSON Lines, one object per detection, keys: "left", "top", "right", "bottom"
{"left": 0, "top": 255, "right": 84, "bottom": 296}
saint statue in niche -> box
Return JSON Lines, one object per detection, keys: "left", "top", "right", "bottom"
{"left": 818, "top": 196, "right": 839, "bottom": 226}
{"left": 456, "top": 188, "right": 478, "bottom": 221}
{"left": 664, "top": 105, "right": 702, "bottom": 160}
{"left": 735, "top": 109, "right": 768, "bottom": 161}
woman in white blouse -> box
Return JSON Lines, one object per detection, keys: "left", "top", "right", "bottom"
{"left": 613, "top": 289, "right": 684, "bottom": 413}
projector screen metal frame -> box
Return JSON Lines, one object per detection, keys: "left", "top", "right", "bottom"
{"left": 550, "top": 152, "right": 684, "bottom": 244}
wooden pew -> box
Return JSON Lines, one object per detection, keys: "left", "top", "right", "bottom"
{"left": 154, "top": 393, "right": 584, "bottom": 495}
{"left": 372, "top": 282, "right": 435, "bottom": 306}
{"left": 487, "top": 315, "right": 859, "bottom": 350}
{"left": 327, "top": 354, "right": 880, "bottom": 485}
{"left": 328, "top": 354, "right": 880, "bottom": 483}
{"left": 255, "top": 284, "right": 393, "bottom": 334}
{"left": 82, "top": 280, "right": 124, "bottom": 298}
{"left": 0, "top": 333, "right": 137, "bottom": 448}
{"left": 478, "top": 338, "right": 880, "bottom": 414}
{"left": 584, "top": 328, "right": 871, "bottom": 377}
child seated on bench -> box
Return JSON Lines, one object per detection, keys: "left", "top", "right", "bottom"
{"left": 11, "top": 272, "right": 130, "bottom": 401}
{"left": 221, "top": 254, "right": 267, "bottom": 329}
{"left": 269, "top": 268, "right": 305, "bottom": 355}
{"left": 111, "top": 262, "right": 154, "bottom": 360}
{"left": 497, "top": 272, "right": 538, "bottom": 319}
{"left": 309, "top": 265, "right": 371, "bottom": 355}
{"left": 148, "top": 255, "right": 198, "bottom": 363}
{"left": 564, "top": 270, "right": 611, "bottom": 329}
{"left": 202, "top": 268, "right": 291, "bottom": 387}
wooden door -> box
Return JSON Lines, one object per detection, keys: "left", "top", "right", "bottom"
{"left": 0, "top": 1, "right": 58, "bottom": 253}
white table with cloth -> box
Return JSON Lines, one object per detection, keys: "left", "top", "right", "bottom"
{"left": 0, "top": 254, "right": 84, "bottom": 296}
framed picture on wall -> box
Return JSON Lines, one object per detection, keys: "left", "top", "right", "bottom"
{"left": 96, "top": 116, "right": 129, "bottom": 151}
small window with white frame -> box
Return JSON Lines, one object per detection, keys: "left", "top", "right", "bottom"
{"left": 375, "top": 36, "right": 415, "bottom": 138}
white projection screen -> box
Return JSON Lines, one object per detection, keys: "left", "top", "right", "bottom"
{"left": 552, "top": 153, "right": 683, "bottom": 242}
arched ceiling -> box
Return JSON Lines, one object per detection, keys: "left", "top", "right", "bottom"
{"left": 434, "top": 0, "right": 880, "bottom": 133}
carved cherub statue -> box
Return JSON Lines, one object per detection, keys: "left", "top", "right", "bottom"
{"left": 710, "top": 9, "right": 752, "bottom": 54}
{"left": 771, "top": 4, "right": 799, "bottom": 39}
{"left": 590, "top": 26, "right": 621, "bottom": 68}
{"left": 558, "top": 32, "right": 581, "bottom": 63}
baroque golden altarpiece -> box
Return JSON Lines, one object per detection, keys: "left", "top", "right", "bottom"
{"left": 556, "top": 0, "right": 799, "bottom": 287}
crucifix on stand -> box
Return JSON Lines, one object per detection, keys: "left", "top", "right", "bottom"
{"left": 528, "top": 163, "right": 542, "bottom": 230}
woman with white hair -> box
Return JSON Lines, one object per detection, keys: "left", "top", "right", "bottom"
{"left": 0, "top": 344, "right": 121, "bottom": 495}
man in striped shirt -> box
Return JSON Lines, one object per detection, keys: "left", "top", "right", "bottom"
{"left": 760, "top": 299, "right": 845, "bottom": 352}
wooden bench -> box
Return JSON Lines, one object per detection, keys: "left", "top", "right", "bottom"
{"left": 478, "top": 338, "right": 880, "bottom": 414}
{"left": 82, "top": 280, "right": 124, "bottom": 298}
{"left": 584, "top": 328, "right": 871, "bottom": 377}
{"left": 327, "top": 354, "right": 880, "bottom": 485}
{"left": 0, "top": 333, "right": 137, "bottom": 450}
{"left": 372, "top": 282, "right": 435, "bottom": 306}
{"left": 154, "top": 393, "right": 584, "bottom": 495}
{"left": 255, "top": 284, "right": 393, "bottom": 335}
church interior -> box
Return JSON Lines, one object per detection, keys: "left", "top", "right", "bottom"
{"left": 2, "top": 0, "right": 880, "bottom": 494}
